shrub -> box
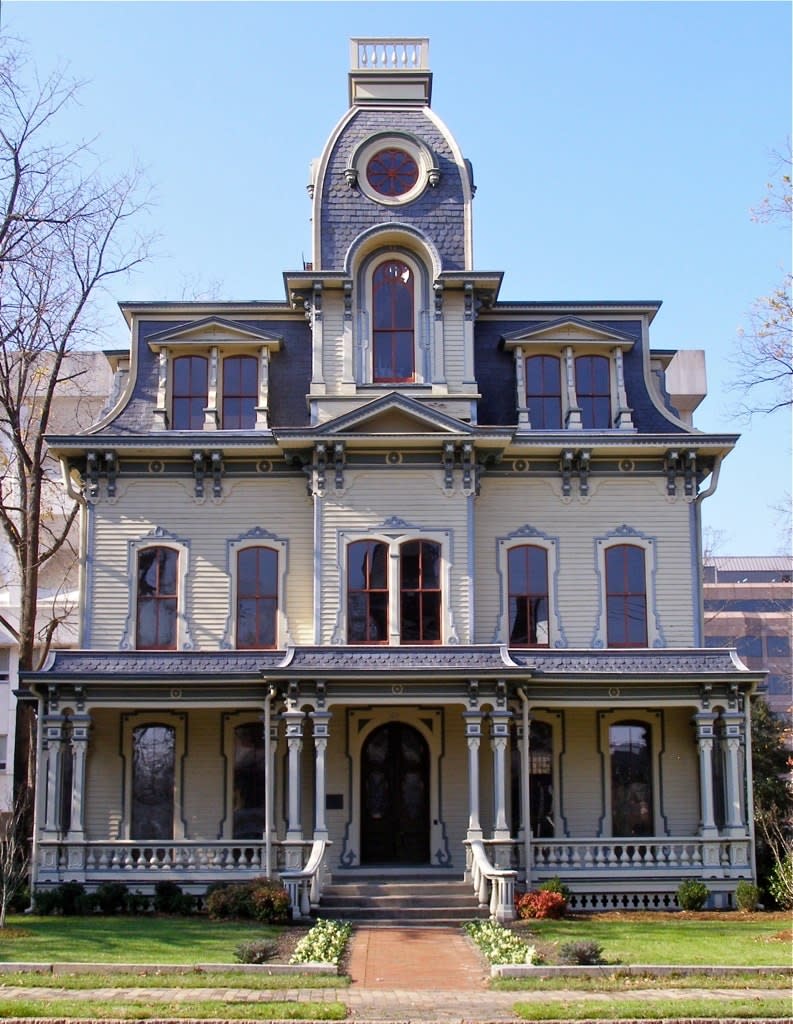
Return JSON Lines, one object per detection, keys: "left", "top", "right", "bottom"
{"left": 153, "top": 881, "right": 195, "bottom": 915}
{"left": 768, "top": 853, "right": 793, "bottom": 910}
{"left": 289, "top": 919, "right": 351, "bottom": 965}
{"left": 235, "top": 938, "right": 279, "bottom": 964}
{"left": 559, "top": 940, "right": 605, "bottom": 965}
{"left": 33, "top": 888, "right": 61, "bottom": 915}
{"left": 515, "top": 889, "right": 567, "bottom": 919}
{"left": 94, "top": 882, "right": 129, "bottom": 915}
{"left": 124, "top": 889, "right": 151, "bottom": 915}
{"left": 735, "top": 880, "right": 760, "bottom": 912}
{"left": 538, "top": 876, "right": 571, "bottom": 900}
{"left": 463, "top": 919, "right": 540, "bottom": 965}
{"left": 249, "top": 878, "right": 290, "bottom": 924}
{"left": 677, "top": 879, "right": 709, "bottom": 911}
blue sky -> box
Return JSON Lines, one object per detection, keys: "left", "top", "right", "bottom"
{"left": 5, "top": 1, "right": 791, "bottom": 555}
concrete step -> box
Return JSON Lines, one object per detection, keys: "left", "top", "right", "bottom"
{"left": 318, "top": 874, "right": 486, "bottom": 924}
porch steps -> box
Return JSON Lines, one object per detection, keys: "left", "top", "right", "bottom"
{"left": 317, "top": 872, "right": 489, "bottom": 926}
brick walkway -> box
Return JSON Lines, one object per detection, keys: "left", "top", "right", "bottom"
{"left": 348, "top": 926, "right": 488, "bottom": 990}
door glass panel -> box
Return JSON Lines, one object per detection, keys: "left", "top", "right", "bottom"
{"left": 361, "top": 723, "right": 429, "bottom": 864}
{"left": 131, "top": 725, "right": 175, "bottom": 840}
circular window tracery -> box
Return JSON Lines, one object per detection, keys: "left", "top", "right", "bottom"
{"left": 366, "top": 148, "right": 420, "bottom": 197}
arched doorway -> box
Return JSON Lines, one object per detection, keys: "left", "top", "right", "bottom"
{"left": 361, "top": 722, "right": 430, "bottom": 864}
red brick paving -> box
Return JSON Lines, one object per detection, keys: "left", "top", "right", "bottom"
{"left": 347, "top": 926, "right": 488, "bottom": 990}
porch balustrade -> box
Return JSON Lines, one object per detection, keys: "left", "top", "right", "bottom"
{"left": 530, "top": 836, "right": 751, "bottom": 874}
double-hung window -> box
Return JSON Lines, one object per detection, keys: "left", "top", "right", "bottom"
{"left": 372, "top": 260, "right": 415, "bottom": 383}
{"left": 172, "top": 356, "right": 208, "bottom": 430}
{"left": 136, "top": 547, "right": 179, "bottom": 650}
{"left": 222, "top": 355, "right": 258, "bottom": 429}
{"left": 507, "top": 545, "right": 550, "bottom": 646}
{"left": 605, "top": 544, "right": 648, "bottom": 647}
{"left": 525, "top": 355, "right": 562, "bottom": 430}
{"left": 236, "top": 546, "right": 278, "bottom": 649}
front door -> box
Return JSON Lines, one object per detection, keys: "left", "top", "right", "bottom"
{"left": 361, "top": 722, "right": 430, "bottom": 864}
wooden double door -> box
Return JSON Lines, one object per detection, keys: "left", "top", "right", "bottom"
{"left": 360, "top": 722, "right": 430, "bottom": 864}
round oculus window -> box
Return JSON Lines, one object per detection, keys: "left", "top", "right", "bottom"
{"left": 365, "top": 148, "right": 420, "bottom": 197}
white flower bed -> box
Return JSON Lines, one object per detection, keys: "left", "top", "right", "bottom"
{"left": 464, "top": 919, "right": 539, "bottom": 965}
{"left": 289, "top": 919, "right": 352, "bottom": 965}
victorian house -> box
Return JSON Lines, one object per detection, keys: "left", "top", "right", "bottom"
{"left": 26, "top": 39, "right": 761, "bottom": 917}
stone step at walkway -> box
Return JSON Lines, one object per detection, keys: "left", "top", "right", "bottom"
{"left": 318, "top": 874, "right": 488, "bottom": 926}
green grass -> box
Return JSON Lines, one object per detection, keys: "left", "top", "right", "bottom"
{"left": 0, "top": 997, "right": 347, "bottom": 1019}
{"left": 0, "top": 916, "right": 293, "bottom": 964}
{"left": 512, "top": 914, "right": 791, "bottom": 966}
{"left": 0, "top": 969, "right": 349, "bottom": 989}
{"left": 492, "top": 971, "right": 792, "bottom": 991}
{"left": 512, "top": 995, "right": 792, "bottom": 1020}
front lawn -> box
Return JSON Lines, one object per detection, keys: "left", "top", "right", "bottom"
{"left": 0, "top": 916, "right": 305, "bottom": 965}
{"left": 511, "top": 911, "right": 791, "bottom": 967}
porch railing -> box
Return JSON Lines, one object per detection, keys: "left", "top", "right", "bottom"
{"left": 530, "top": 837, "right": 752, "bottom": 874}
{"left": 465, "top": 839, "right": 517, "bottom": 922}
{"left": 280, "top": 838, "right": 330, "bottom": 920}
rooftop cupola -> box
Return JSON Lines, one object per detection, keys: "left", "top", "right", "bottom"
{"left": 348, "top": 37, "right": 432, "bottom": 107}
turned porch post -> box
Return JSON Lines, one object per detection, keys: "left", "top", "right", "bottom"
{"left": 462, "top": 708, "right": 483, "bottom": 839}
{"left": 67, "top": 713, "right": 92, "bottom": 839}
{"left": 720, "top": 709, "right": 746, "bottom": 833}
{"left": 694, "top": 710, "right": 718, "bottom": 835}
{"left": 282, "top": 705, "right": 305, "bottom": 842}
{"left": 490, "top": 707, "right": 512, "bottom": 840}
{"left": 310, "top": 709, "right": 331, "bottom": 838}
{"left": 42, "top": 713, "right": 66, "bottom": 833}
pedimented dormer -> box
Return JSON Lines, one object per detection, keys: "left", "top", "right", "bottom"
{"left": 502, "top": 317, "right": 636, "bottom": 431}
{"left": 145, "top": 317, "right": 282, "bottom": 431}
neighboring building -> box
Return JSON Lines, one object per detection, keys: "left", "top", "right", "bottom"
{"left": 704, "top": 556, "right": 793, "bottom": 720}
{"left": 25, "top": 39, "right": 762, "bottom": 914}
{"left": 0, "top": 352, "right": 113, "bottom": 815}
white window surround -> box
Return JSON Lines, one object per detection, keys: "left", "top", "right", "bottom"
{"left": 348, "top": 131, "right": 439, "bottom": 207}
{"left": 355, "top": 248, "right": 432, "bottom": 386}
{"left": 147, "top": 320, "right": 282, "bottom": 431}
{"left": 503, "top": 320, "right": 635, "bottom": 431}
{"left": 591, "top": 528, "right": 665, "bottom": 649}
{"left": 332, "top": 527, "right": 457, "bottom": 645}
{"left": 120, "top": 532, "right": 194, "bottom": 651}
{"left": 597, "top": 710, "right": 666, "bottom": 838}
{"left": 494, "top": 530, "right": 567, "bottom": 647}
{"left": 120, "top": 712, "right": 186, "bottom": 841}
{"left": 222, "top": 531, "right": 290, "bottom": 650}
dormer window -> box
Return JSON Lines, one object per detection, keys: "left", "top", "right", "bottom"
{"left": 373, "top": 260, "right": 415, "bottom": 383}
{"left": 503, "top": 318, "right": 636, "bottom": 431}
{"left": 147, "top": 317, "right": 281, "bottom": 432}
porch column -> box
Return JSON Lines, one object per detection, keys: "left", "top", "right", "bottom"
{"left": 694, "top": 710, "right": 718, "bottom": 836}
{"left": 42, "top": 713, "right": 65, "bottom": 833}
{"left": 310, "top": 710, "right": 331, "bottom": 839}
{"left": 720, "top": 709, "right": 746, "bottom": 833}
{"left": 490, "top": 708, "right": 512, "bottom": 840}
{"left": 282, "top": 706, "right": 305, "bottom": 841}
{"left": 462, "top": 709, "right": 483, "bottom": 839}
{"left": 67, "top": 713, "right": 91, "bottom": 839}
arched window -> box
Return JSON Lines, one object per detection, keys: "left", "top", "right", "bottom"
{"left": 605, "top": 544, "right": 648, "bottom": 647}
{"left": 236, "top": 546, "right": 278, "bottom": 649}
{"left": 172, "top": 355, "right": 208, "bottom": 430}
{"left": 507, "top": 545, "right": 550, "bottom": 646}
{"left": 136, "top": 547, "right": 178, "bottom": 650}
{"left": 609, "top": 721, "right": 652, "bottom": 837}
{"left": 131, "top": 724, "right": 175, "bottom": 840}
{"left": 233, "top": 722, "right": 265, "bottom": 839}
{"left": 400, "top": 540, "right": 441, "bottom": 644}
{"left": 526, "top": 355, "right": 562, "bottom": 429}
{"left": 575, "top": 354, "right": 611, "bottom": 428}
{"left": 372, "top": 260, "right": 414, "bottom": 383}
{"left": 348, "top": 540, "right": 389, "bottom": 643}
{"left": 222, "top": 355, "right": 258, "bottom": 429}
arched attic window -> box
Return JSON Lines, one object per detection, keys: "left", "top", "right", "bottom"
{"left": 372, "top": 260, "right": 415, "bottom": 383}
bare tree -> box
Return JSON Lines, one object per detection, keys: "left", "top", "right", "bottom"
{"left": 0, "top": 39, "right": 152, "bottom": 806}
{"left": 731, "top": 142, "right": 792, "bottom": 418}
{"left": 0, "top": 790, "right": 29, "bottom": 926}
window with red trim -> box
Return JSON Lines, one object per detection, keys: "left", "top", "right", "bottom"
{"left": 400, "top": 540, "right": 441, "bottom": 644}
{"left": 172, "top": 355, "right": 208, "bottom": 430}
{"left": 605, "top": 544, "right": 648, "bottom": 648}
{"left": 136, "top": 547, "right": 178, "bottom": 650}
{"left": 526, "top": 355, "right": 562, "bottom": 429}
{"left": 575, "top": 354, "right": 611, "bottom": 428}
{"left": 348, "top": 540, "right": 389, "bottom": 643}
{"left": 223, "top": 355, "right": 258, "bottom": 429}
{"left": 372, "top": 260, "right": 415, "bottom": 383}
{"left": 236, "top": 547, "right": 278, "bottom": 649}
{"left": 507, "top": 545, "right": 550, "bottom": 646}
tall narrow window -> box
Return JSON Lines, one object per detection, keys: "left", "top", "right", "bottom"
{"left": 131, "top": 724, "right": 175, "bottom": 840}
{"left": 606, "top": 544, "right": 648, "bottom": 648}
{"left": 400, "top": 540, "right": 441, "bottom": 644}
{"left": 507, "top": 545, "right": 550, "bottom": 646}
{"left": 575, "top": 354, "right": 610, "bottom": 428}
{"left": 348, "top": 540, "right": 389, "bottom": 643}
{"left": 510, "top": 720, "right": 555, "bottom": 838}
{"left": 136, "top": 547, "right": 178, "bottom": 650}
{"left": 526, "top": 355, "right": 562, "bottom": 429}
{"left": 610, "top": 721, "right": 652, "bottom": 837}
{"left": 222, "top": 355, "right": 258, "bottom": 429}
{"left": 372, "top": 260, "right": 414, "bottom": 383}
{"left": 172, "top": 355, "right": 208, "bottom": 430}
{"left": 233, "top": 722, "right": 265, "bottom": 839}
{"left": 236, "top": 547, "right": 278, "bottom": 649}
